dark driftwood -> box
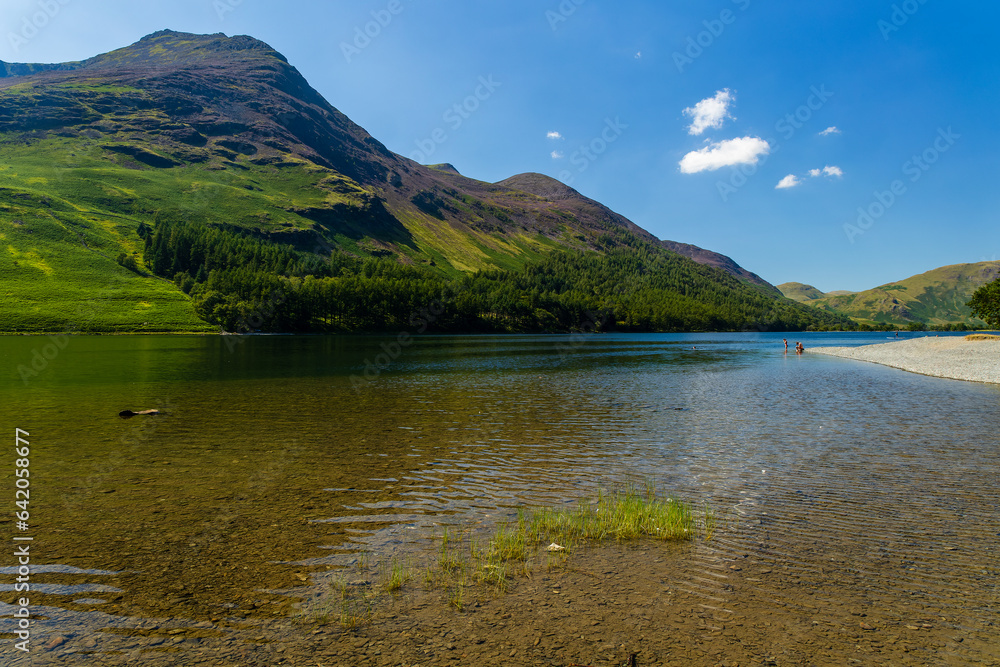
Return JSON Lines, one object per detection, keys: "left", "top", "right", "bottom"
{"left": 118, "top": 409, "right": 160, "bottom": 418}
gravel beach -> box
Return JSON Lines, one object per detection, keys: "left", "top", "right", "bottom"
{"left": 811, "top": 336, "right": 1000, "bottom": 384}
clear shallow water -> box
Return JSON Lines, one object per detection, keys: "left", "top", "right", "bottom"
{"left": 1, "top": 332, "right": 998, "bottom": 662}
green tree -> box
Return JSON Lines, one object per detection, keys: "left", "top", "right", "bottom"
{"left": 967, "top": 278, "right": 1000, "bottom": 329}
{"left": 116, "top": 252, "right": 140, "bottom": 273}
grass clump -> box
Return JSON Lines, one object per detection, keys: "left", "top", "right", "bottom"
{"left": 530, "top": 484, "right": 695, "bottom": 544}
{"left": 307, "top": 483, "right": 708, "bottom": 629}
{"left": 381, "top": 556, "right": 412, "bottom": 593}
{"left": 308, "top": 574, "right": 373, "bottom": 629}
{"left": 482, "top": 512, "right": 528, "bottom": 561}
{"left": 449, "top": 581, "right": 465, "bottom": 610}
{"left": 461, "top": 484, "right": 700, "bottom": 598}
{"left": 438, "top": 528, "right": 469, "bottom": 573}
{"left": 965, "top": 333, "right": 1000, "bottom": 341}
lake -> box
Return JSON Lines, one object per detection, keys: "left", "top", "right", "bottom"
{"left": 1, "top": 332, "right": 998, "bottom": 664}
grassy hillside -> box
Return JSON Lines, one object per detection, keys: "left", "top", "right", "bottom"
{"left": 0, "top": 30, "right": 832, "bottom": 334}
{"left": 777, "top": 282, "right": 827, "bottom": 302}
{"left": 0, "top": 32, "right": 654, "bottom": 276}
{"left": 801, "top": 262, "right": 1000, "bottom": 327}
{"left": 0, "top": 145, "right": 212, "bottom": 332}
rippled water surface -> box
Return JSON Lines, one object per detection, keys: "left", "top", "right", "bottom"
{"left": 1, "top": 332, "right": 998, "bottom": 663}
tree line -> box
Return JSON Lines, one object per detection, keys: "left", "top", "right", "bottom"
{"left": 139, "top": 219, "right": 856, "bottom": 333}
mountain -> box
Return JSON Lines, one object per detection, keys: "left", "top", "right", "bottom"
{"left": 791, "top": 262, "right": 1000, "bottom": 327}
{"left": 658, "top": 241, "right": 777, "bottom": 294}
{"left": 0, "top": 30, "right": 680, "bottom": 271}
{"left": 0, "top": 30, "right": 842, "bottom": 333}
{"left": 777, "top": 282, "right": 826, "bottom": 302}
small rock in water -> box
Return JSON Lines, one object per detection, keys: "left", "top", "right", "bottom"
{"left": 546, "top": 543, "right": 565, "bottom": 552}
{"left": 45, "top": 636, "right": 68, "bottom": 650}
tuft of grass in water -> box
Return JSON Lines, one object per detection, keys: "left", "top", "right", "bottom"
{"left": 381, "top": 556, "right": 412, "bottom": 593}
{"left": 338, "top": 595, "right": 372, "bottom": 630}
{"left": 477, "top": 561, "right": 509, "bottom": 592}
{"left": 484, "top": 521, "right": 527, "bottom": 562}
{"left": 310, "top": 484, "right": 710, "bottom": 627}
{"left": 449, "top": 581, "right": 465, "bottom": 610}
{"left": 310, "top": 600, "right": 335, "bottom": 626}
{"left": 469, "top": 509, "right": 531, "bottom": 592}
{"left": 330, "top": 575, "right": 348, "bottom": 599}
{"left": 308, "top": 574, "right": 372, "bottom": 629}
{"left": 703, "top": 505, "right": 717, "bottom": 541}
{"left": 356, "top": 549, "right": 370, "bottom": 572}
{"left": 439, "top": 527, "right": 471, "bottom": 574}
{"left": 531, "top": 483, "right": 696, "bottom": 543}
{"left": 966, "top": 333, "right": 1000, "bottom": 341}
{"left": 463, "top": 484, "right": 702, "bottom": 595}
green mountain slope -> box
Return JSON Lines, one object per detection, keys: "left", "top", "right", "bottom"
{"left": 777, "top": 282, "right": 827, "bottom": 302}
{"left": 798, "top": 262, "right": 1000, "bottom": 327}
{"left": 0, "top": 30, "right": 848, "bottom": 333}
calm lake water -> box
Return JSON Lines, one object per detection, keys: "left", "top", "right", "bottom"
{"left": 1, "top": 332, "right": 998, "bottom": 663}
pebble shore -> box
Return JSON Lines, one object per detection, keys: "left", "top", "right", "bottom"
{"left": 811, "top": 336, "right": 1000, "bottom": 384}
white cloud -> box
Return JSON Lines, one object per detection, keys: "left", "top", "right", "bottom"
{"left": 683, "top": 89, "right": 734, "bottom": 136}
{"left": 775, "top": 174, "right": 801, "bottom": 189}
{"left": 547, "top": 131, "right": 562, "bottom": 140}
{"left": 823, "top": 165, "right": 843, "bottom": 177}
{"left": 679, "top": 136, "right": 770, "bottom": 174}
{"left": 635, "top": 51, "right": 642, "bottom": 59}
{"left": 808, "top": 168, "right": 821, "bottom": 177}
{"left": 551, "top": 150, "right": 564, "bottom": 159}
{"left": 819, "top": 126, "right": 840, "bottom": 136}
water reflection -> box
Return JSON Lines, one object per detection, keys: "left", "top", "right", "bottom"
{"left": 1, "top": 332, "right": 998, "bottom": 663}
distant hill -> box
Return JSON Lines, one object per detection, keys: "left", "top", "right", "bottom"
{"left": 794, "top": 262, "right": 1000, "bottom": 326}
{"left": 663, "top": 240, "right": 778, "bottom": 295}
{"left": 778, "top": 282, "right": 827, "bottom": 302}
{"left": 0, "top": 30, "right": 843, "bottom": 333}
{"left": 427, "top": 163, "right": 461, "bottom": 175}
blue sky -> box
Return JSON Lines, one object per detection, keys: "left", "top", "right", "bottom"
{"left": 4, "top": 0, "right": 998, "bottom": 292}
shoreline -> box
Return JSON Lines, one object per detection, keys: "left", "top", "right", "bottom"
{"left": 811, "top": 336, "right": 1000, "bottom": 384}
